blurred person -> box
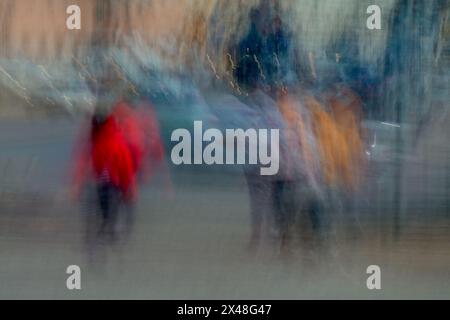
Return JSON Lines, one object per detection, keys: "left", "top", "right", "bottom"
{"left": 108, "top": 94, "right": 168, "bottom": 238}
{"left": 257, "top": 81, "right": 368, "bottom": 255}
{"left": 111, "top": 93, "right": 166, "bottom": 186}
{"left": 300, "top": 85, "right": 367, "bottom": 244}
{"left": 71, "top": 105, "right": 136, "bottom": 241}
{"left": 323, "top": 85, "right": 367, "bottom": 237}
{"left": 238, "top": 78, "right": 293, "bottom": 253}
{"left": 72, "top": 93, "right": 170, "bottom": 243}
{"left": 231, "top": 8, "right": 296, "bottom": 253}
{"left": 255, "top": 90, "right": 294, "bottom": 252}
{"left": 198, "top": 81, "right": 270, "bottom": 251}
{"left": 277, "top": 88, "right": 326, "bottom": 248}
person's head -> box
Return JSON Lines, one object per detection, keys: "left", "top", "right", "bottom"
{"left": 249, "top": 7, "right": 264, "bottom": 32}
{"left": 249, "top": 8, "right": 261, "bottom": 25}
{"left": 92, "top": 102, "right": 110, "bottom": 126}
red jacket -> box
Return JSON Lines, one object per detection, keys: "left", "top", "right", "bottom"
{"left": 112, "top": 101, "right": 165, "bottom": 182}
{"left": 72, "top": 102, "right": 165, "bottom": 202}
{"left": 73, "top": 115, "right": 136, "bottom": 201}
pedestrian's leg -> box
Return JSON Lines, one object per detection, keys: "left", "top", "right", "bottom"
{"left": 272, "top": 180, "right": 283, "bottom": 231}
{"left": 107, "top": 186, "right": 121, "bottom": 240}
{"left": 309, "top": 196, "right": 321, "bottom": 232}
{"left": 272, "top": 180, "right": 290, "bottom": 250}
{"left": 97, "top": 183, "right": 120, "bottom": 240}
{"left": 97, "top": 183, "right": 110, "bottom": 233}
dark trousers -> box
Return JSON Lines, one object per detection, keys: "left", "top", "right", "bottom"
{"left": 97, "top": 183, "right": 121, "bottom": 232}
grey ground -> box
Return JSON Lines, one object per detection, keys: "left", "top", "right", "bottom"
{"left": 0, "top": 117, "right": 449, "bottom": 299}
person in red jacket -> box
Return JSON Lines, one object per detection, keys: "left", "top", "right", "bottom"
{"left": 111, "top": 100, "right": 165, "bottom": 185}
{"left": 72, "top": 110, "right": 137, "bottom": 238}
{"left": 71, "top": 95, "right": 169, "bottom": 243}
